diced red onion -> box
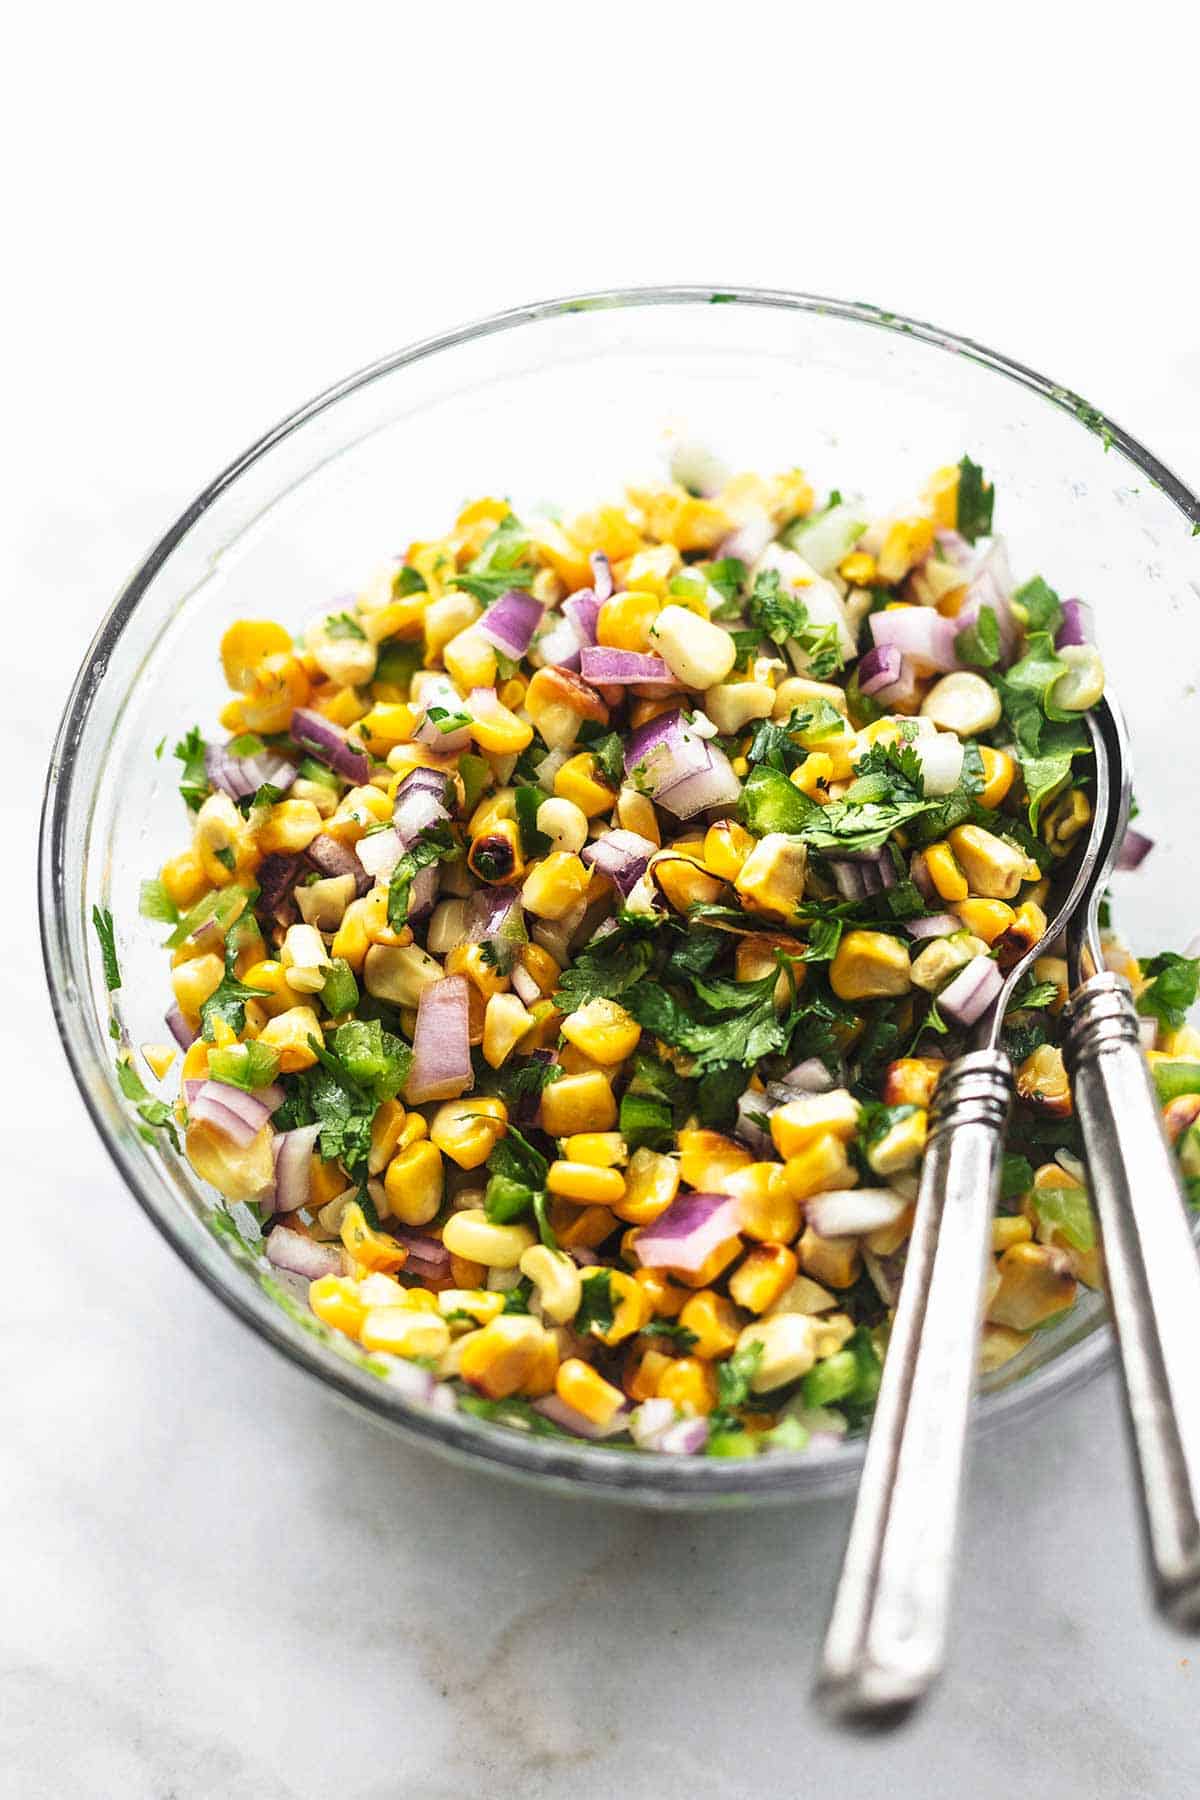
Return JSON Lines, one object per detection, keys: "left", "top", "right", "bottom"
{"left": 629, "top": 1397, "right": 677, "bottom": 1449}
{"left": 904, "top": 912, "right": 961, "bottom": 939}
{"left": 290, "top": 709, "right": 369, "bottom": 783}
{"left": 871, "top": 656, "right": 924, "bottom": 711}
{"left": 937, "top": 954, "right": 1003, "bottom": 1026}
{"left": 623, "top": 709, "right": 711, "bottom": 796}
{"left": 464, "top": 884, "right": 523, "bottom": 944}
{"left": 189, "top": 1081, "right": 272, "bottom": 1147}
{"left": 393, "top": 768, "right": 451, "bottom": 849}
{"left": 656, "top": 1417, "right": 710, "bottom": 1455}
{"left": 391, "top": 1229, "right": 452, "bottom": 1280}
{"left": 952, "top": 539, "right": 1017, "bottom": 667}
{"left": 782, "top": 1058, "right": 836, "bottom": 1093}
{"left": 656, "top": 743, "right": 741, "bottom": 819}
{"left": 407, "top": 862, "right": 441, "bottom": 921}
{"left": 580, "top": 646, "right": 674, "bottom": 687}
{"left": 533, "top": 1394, "right": 631, "bottom": 1439}
{"left": 165, "top": 1003, "right": 196, "bottom": 1051}
{"left": 935, "top": 529, "right": 973, "bottom": 566}
{"left": 383, "top": 1361, "right": 438, "bottom": 1403}
{"left": 407, "top": 975, "right": 472, "bottom": 1103}
{"left": 265, "top": 1227, "right": 345, "bottom": 1280}
{"left": 535, "top": 612, "right": 586, "bottom": 671}
{"left": 307, "top": 832, "right": 371, "bottom": 896}
{"left": 718, "top": 508, "right": 775, "bottom": 565}
{"left": 1056, "top": 598, "right": 1094, "bottom": 650}
{"left": 858, "top": 644, "right": 903, "bottom": 696}
{"left": 512, "top": 964, "right": 540, "bottom": 1005}
{"left": 564, "top": 590, "right": 602, "bottom": 645}
{"left": 828, "top": 860, "right": 865, "bottom": 902}
{"left": 428, "top": 1382, "right": 458, "bottom": 1414}
{"left": 356, "top": 827, "right": 403, "bottom": 882}
{"left": 581, "top": 829, "right": 657, "bottom": 896}
{"left": 205, "top": 741, "right": 256, "bottom": 801}
{"left": 590, "top": 551, "right": 614, "bottom": 603}
{"left": 633, "top": 1191, "right": 741, "bottom": 1273}
{"left": 807, "top": 1188, "right": 909, "bottom": 1237}
{"left": 273, "top": 1123, "right": 322, "bottom": 1212}
{"left": 869, "top": 607, "right": 961, "bottom": 674}
{"left": 734, "top": 1090, "right": 777, "bottom": 1156}
{"left": 478, "top": 588, "right": 544, "bottom": 659}
{"left": 1115, "top": 827, "right": 1154, "bottom": 872}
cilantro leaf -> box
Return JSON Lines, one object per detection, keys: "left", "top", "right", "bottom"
{"left": 448, "top": 513, "right": 536, "bottom": 604}
{"left": 325, "top": 611, "right": 365, "bottom": 640}
{"left": 1011, "top": 575, "right": 1064, "bottom": 638}
{"left": 626, "top": 970, "right": 791, "bottom": 1074}
{"left": 956, "top": 455, "right": 994, "bottom": 543}
{"left": 1000, "top": 1153, "right": 1035, "bottom": 1202}
{"left": 200, "top": 966, "right": 266, "bottom": 1043}
{"left": 555, "top": 918, "right": 659, "bottom": 1012}
{"left": 954, "top": 605, "right": 1000, "bottom": 668}
{"left": 1137, "top": 952, "right": 1200, "bottom": 1032}
{"left": 117, "top": 1056, "right": 178, "bottom": 1149}
{"left": 576, "top": 1269, "right": 616, "bottom": 1337}
{"left": 638, "top": 1319, "right": 699, "bottom": 1352}
{"left": 92, "top": 904, "right": 121, "bottom": 990}
{"left": 1006, "top": 976, "right": 1060, "bottom": 1014}
{"left": 394, "top": 564, "right": 428, "bottom": 597}
{"left": 746, "top": 569, "right": 844, "bottom": 676}
{"left": 173, "top": 725, "right": 209, "bottom": 812}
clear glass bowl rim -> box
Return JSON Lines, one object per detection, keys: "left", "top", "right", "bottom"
{"left": 38, "top": 284, "right": 1200, "bottom": 1506}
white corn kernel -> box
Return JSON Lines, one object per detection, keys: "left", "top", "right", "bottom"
{"left": 426, "top": 897, "right": 468, "bottom": 956}
{"left": 1051, "top": 644, "right": 1105, "bottom": 711}
{"left": 442, "top": 1208, "right": 536, "bottom": 1269}
{"left": 704, "top": 681, "right": 776, "bottom": 734}
{"left": 519, "top": 1244, "right": 583, "bottom": 1324}
{"left": 281, "top": 923, "right": 332, "bottom": 993}
{"left": 649, "top": 605, "right": 737, "bottom": 690}
{"left": 537, "top": 796, "right": 589, "bottom": 855}
{"left": 920, "top": 671, "right": 1002, "bottom": 736}
{"left": 735, "top": 1315, "right": 818, "bottom": 1392}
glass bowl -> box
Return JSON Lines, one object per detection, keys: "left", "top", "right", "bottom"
{"left": 40, "top": 286, "right": 1200, "bottom": 1508}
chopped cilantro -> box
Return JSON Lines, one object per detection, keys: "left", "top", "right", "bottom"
{"left": 638, "top": 1319, "right": 699, "bottom": 1352}
{"left": 1136, "top": 952, "right": 1200, "bottom": 1032}
{"left": 325, "top": 611, "right": 366, "bottom": 640}
{"left": 1006, "top": 976, "right": 1060, "bottom": 1014}
{"left": 515, "top": 785, "right": 551, "bottom": 858}
{"left": 394, "top": 564, "right": 428, "bottom": 597}
{"left": 199, "top": 962, "right": 264, "bottom": 1043}
{"left": 459, "top": 1396, "right": 571, "bottom": 1437}
{"left": 116, "top": 1056, "right": 178, "bottom": 1149}
{"left": 555, "top": 917, "right": 660, "bottom": 1012}
{"left": 173, "top": 725, "right": 209, "bottom": 812}
{"left": 954, "top": 605, "right": 1000, "bottom": 668}
{"left": 92, "top": 904, "right": 121, "bottom": 991}
{"left": 449, "top": 513, "right": 536, "bottom": 604}
{"left": 999, "top": 1153, "right": 1035, "bottom": 1202}
{"left": 576, "top": 1269, "right": 616, "bottom": 1337}
{"left": 956, "top": 455, "right": 994, "bottom": 543}
{"left": 746, "top": 569, "right": 845, "bottom": 678}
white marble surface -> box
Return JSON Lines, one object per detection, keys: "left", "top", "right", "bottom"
{"left": 7, "top": 7, "right": 1200, "bottom": 1795}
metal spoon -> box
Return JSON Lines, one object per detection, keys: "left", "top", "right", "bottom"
{"left": 817, "top": 731, "right": 1113, "bottom": 1727}
{"left": 1064, "top": 696, "right": 1200, "bottom": 1630}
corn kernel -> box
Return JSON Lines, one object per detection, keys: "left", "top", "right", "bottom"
{"left": 160, "top": 849, "right": 208, "bottom": 909}
{"left": 769, "top": 1090, "right": 860, "bottom": 1158}
{"left": 978, "top": 746, "right": 1016, "bottom": 809}
{"left": 563, "top": 1132, "right": 627, "bottom": 1168}
{"left": 338, "top": 1202, "right": 408, "bottom": 1274}
{"left": 678, "top": 1289, "right": 741, "bottom": 1358}
{"left": 797, "top": 1227, "right": 861, "bottom": 1289}
{"left": 924, "top": 841, "right": 970, "bottom": 903}
{"left": 703, "top": 818, "right": 755, "bottom": 881}
{"left": 725, "top": 1163, "right": 803, "bottom": 1244}
{"left": 360, "top": 1306, "right": 451, "bottom": 1358}
{"left": 256, "top": 799, "right": 326, "bottom": 855}
{"left": 611, "top": 1148, "right": 680, "bottom": 1225}
{"left": 783, "top": 1134, "right": 857, "bottom": 1201}
{"left": 430, "top": 1097, "right": 508, "bottom": 1170}
{"left": 257, "top": 1005, "right": 324, "bottom": 1072}
{"left": 728, "top": 1244, "right": 798, "bottom": 1314}
{"left": 550, "top": 1202, "right": 617, "bottom": 1252}
{"left": 829, "top": 930, "right": 912, "bottom": 1001}
{"left": 793, "top": 751, "right": 834, "bottom": 802}
{"left": 383, "top": 1140, "right": 444, "bottom": 1227}
{"left": 308, "top": 1274, "right": 366, "bottom": 1337}
{"left": 546, "top": 1161, "right": 626, "bottom": 1204}
{"left": 539, "top": 1070, "right": 616, "bottom": 1136}
{"left": 559, "top": 997, "right": 641, "bottom": 1066}
{"left": 554, "top": 753, "right": 614, "bottom": 819}
{"left": 632, "top": 1266, "right": 688, "bottom": 1318}
{"left": 655, "top": 1356, "right": 718, "bottom": 1415}
{"left": 459, "top": 1314, "right": 552, "bottom": 1398}
{"left": 556, "top": 1358, "right": 625, "bottom": 1426}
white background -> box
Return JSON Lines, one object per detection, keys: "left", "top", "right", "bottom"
{"left": 5, "top": 5, "right": 1200, "bottom": 1796}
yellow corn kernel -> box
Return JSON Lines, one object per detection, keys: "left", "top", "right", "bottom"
{"left": 309, "top": 1274, "right": 367, "bottom": 1338}
{"left": 994, "top": 900, "right": 1049, "bottom": 970}
{"left": 159, "top": 849, "right": 208, "bottom": 909}
{"left": 611, "top": 1147, "right": 680, "bottom": 1225}
{"left": 616, "top": 787, "right": 660, "bottom": 844}
{"left": 546, "top": 1160, "right": 626, "bottom": 1204}
{"left": 980, "top": 1322, "right": 1033, "bottom": 1372}
{"left": 792, "top": 751, "right": 834, "bottom": 803}
{"left": 769, "top": 1090, "right": 860, "bottom": 1158}
{"left": 728, "top": 1243, "right": 799, "bottom": 1314}
{"left": 520, "top": 851, "right": 590, "bottom": 921}
{"left": 596, "top": 589, "right": 661, "bottom": 653}
{"left": 207, "top": 1015, "right": 238, "bottom": 1051}
{"left": 883, "top": 1057, "right": 945, "bottom": 1108}
{"left": 553, "top": 753, "right": 614, "bottom": 819}
{"left": 655, "top": 1356, "right": 718, "bottom": 1415}
{"left": 141, "top": 1043, "right": 177, "bottom": 1082}
{"left": 954, "top": 898, "right": 1016, "bottom": 945}
{"left": 563, "top": 1132, "right": 627, "bottom": 1168}
{"left": 993, "top": 1215, "right": 1035, "bottom": 1253}
{"left": 867, "top": 1108, "right": 928, "bottom": 1176}
{"left": 702, "top": 819, "right": 755, "bottom": 881}
{"left": 632, "top": 1266, "right": 688, "bottom": 1318}
{"left": 170, "top": 953, "right": 224, "bottom": 1021}
{"left": 437, "top": 1288, "right": 506, "bottom": 1329}
{"left": 220, "top": 618, "right": 295, "bottom": 691}
{"left": 360, "top": 1306, "right": 451, "bottom": 1359}
{"left": 325, "top": 783, "right": 395, "bottom": 847}
{"left": 468, "top": 695, "right": 533, "bottom": 756}
{"left": 459, "top": 1314, "right": 551, "bottom": 1399}
{"left": 240, "top": 959, "right": 300, "bottom": 1018}
{"left": 623, "top": 1345, "right": 673, "bottom": 1403}
{"left": 797, "top": 1226, "right": 861, "bottom": 1289}
{"left": 783, "top": 1134, "right": 857, "bottom": 1201}
{"left": 539, "top": 1069, "right": 616, "bottom": 1136}
{"left": 838, "top": 549, "right": 877, "bottom": 586}
{"left": 314, "top": 685, "right": 369, "bottom": 728}
{"left": 556, "top": 1357, "right": 626, "bottom": 1425}
{"left": 310, "top": 1155, "right": 349, "bottom": 1211}
{"left": 947, "top": 824, "right": 1028, "bottom": 900}
{"left": 725, "top": 1163, "right": 803, "bottom": 1245}
{"left": 559, "top": 997, "right": 641, "bottom": 1066}
{"left": 523, "top": 998, "right": 563, "bottom": 1052}
{"left": 481, "top": 992, "right": 535, "bottom": 1068}
{"left": 357, "top": 702, "right": 416, "bottom": 750}
{"left": 443, "top": 626, "right": 498, "bottom": 692}
{"left": 1015, "top": 1043, "right": 1072, "bottom": 1117}
{"left": 582, "top": 1268, "right": 650, "bottom": 1346}
{"left": 441, "top": 1208, "right": 535, "bottom": 1271}
{"left": 875, "top": 514, "right": 937, "bottom": 584}
{"left": 829, "top": 929, "right": 912, "bottom": 1001}
{"left": 550, "top": 1201, "right": 617, "bottom": 1252}
{"left": 449, "top": 1254, "right": 488, "bottom": 1289}
{"left": 649, "top": 851, "right": 726, "bottom": 914}
{"left": 733, "top": 833, "right": 810, "bottom": 919}
{"left": 919, "top": 464, "right": 960, "bottom": 532}
{"left": 978, "top": 745, "right": 1016, "bottom": 809}
{"left": 677, "top": 1289, "right": 741, "bottom": 1359}
{"left": 383, "top": 1140, "right": 445, "bottom": 1227}
{"left": 368, "top": 1098, "right": 408, "bottom": 1176}
{"left": 924, "top": 841, "right": 970, "bottom": 903}
{"left": 430, "top": 1096, "right": 508, "bottom": 1170}
{"left": 329, "top": 899, "right": 372, "bottom": 973}
{"left": 518, "top": 1244, "right": 582, "bottom": 1325}
{"left": 511, "top": 943, "right": 557, "bottom": 999}
{"left": 338, "top": 1201, "right": 408, "bottom": 1275}
{"left": 442, "top": 942, "right": 510, "bottom": 1003}
{"left": 257, "top": 1005, "right": 324, "bottom": 1072}
{"left": 987, "top": 1242, "right": 1077, "bottom": 1331}
{"left": 256, "top": 799, "right": 326, "bottom": 856}
{"left": 677, "top": 1129, "right": 752, "bottom": 1193}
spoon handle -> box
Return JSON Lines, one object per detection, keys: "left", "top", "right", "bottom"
{"left": 1065, "top": 971, "right": 1200, "bottom": 1627}
{"left": 816, "top": 1050, "right": 1011, "bottom": 1724}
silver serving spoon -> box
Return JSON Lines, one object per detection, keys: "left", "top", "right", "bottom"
{"left": 1064, "top": 696, "right": 1200, "bottom": 1631}
{"left": 817, "top": 715, "right": 1114, "bottom": 1727}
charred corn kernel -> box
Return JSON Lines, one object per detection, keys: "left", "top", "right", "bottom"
{"left": 924, "top": 842, "right": 969, "bottom": 903}
{"left": 987, "top": 1242, "right": 1077, "bottom": 1331}
{"left": 540, "top": 1069, "right": 616, "bottom": 1135}
{"left": 383, "top": 1140, "right": 444, "bottom": 1226}
{"left": 615, "top": 787, "right": 660, "bottom": 844}
{"left": 656, "top": 1356, "right": 719, "bottom": 1415}
{"left": 797, "top": 1227, "right": 861, "bottom": 1289}
{"left": 438, "top": 1288, "right": 505, "bottom": 1328}
{"left": 783, "top": 1135, "right": 857, "bottom": 1202}
{"left": 978, "top": 745, "right": 1015, "bottom": 809}
{"left": 360, "top": 1306, "right": 450, "bottom": 1358}
{"left": 596, "top": 589, "right": 661, "bottom": 653}
{"left": 459, "top": 1314, "right": 550, "bottom": 1399}
{"left": 830, "top": 929, "right": 912, "bottom": 1001}
{"left": 867, "top": 1108, "right": 928, "bottom": 1176}
{"left": 468, "top": 695, "right": 532, "bottom": 756}
{"left": 648, "top": 604, "right": 736, "bottom": 689}
{"left": 308, "top": 1275, "right": 367, "bottom": 1337}
{"left": 550, "top": 1202, "right": 616, "bottom": 1252}
{"left": 159, "top": 849, "right": 208, "bottom": 909}
{"left": 1016, "top": 1043, "right": 1072, "bottom": 1116}
{"left": 466, "top": 817, "right": 524, "bottom": 887}
{"left": 554, "top": 753, "right": 613, "bottom": 818}
{"left": 363, "top": 943, "right": 441, "bottom": 1008}
{"left": 838, "top": 549, "right": 877, "bottom": 585}
{"left": 883, "top": 1057, "right": 945, "bottom": 1108}
{"left": 733, "top": 832, "right": 810, "bottom": 919}
{"left": 518, "top": 1245, "right": 582, "bottom": 1324}
{"left": 725, "top": 1163, "right": 803, "bottom": 1244}
{"left": 441, "top": 1208, "right": 534, "bottom": 1270}
{"left": 521, "top": 851, "right": 589, "bottom": 921}
{"left": 430, "top": 1097, "right": 507, "bottom": 1170}
{"left": 954, "top": 898, "right": 1016, "bottom": 945}
{"left": 993, "top": 1215, "right": 1034, "bottom": 1252}
{"left": 729, "top": 1244, "right": 799, "bottom": 1314}
{"left": 703, "top": 819, "right": 755, "bottom": 881}
{"left": 793, "top": 751, "right": 834, "bottom": 802}
{"left": 170, "top": 952, "right": 224, "bottom": 1019}
{"left": 632, "top": 1266, "right": 688, "bottom": 1318}
{"left": 769, "top": 1090, "right": 860, "bottom": 1157}
{"left": 559, "top": 997, "right": 641, "bottom": 1066}
{"left": 678, "top": 1290, "right": 742, "bottom": 1358}
{"left": 737, "top": 1314, "right": 818, "bottom": 1392}
{"left": 556, "top": 1358, "right": 625, "bottom": 1426}
{"left": 995, "top": 900, "right": 1049, "bottom": 972}
{"left": 481, "top": 992, "right": 535, "bottom": 1068}
{"left": 947, "top": 825, "right": 1027, "bottom": 900}
{"left": 337, "top": 1201, "right": 408, "bottom": 1274}
{"left": 678, "top": 1129, "right": 752, "bottom": 1193}
{"left": 563, "top": 1132, "right": 627, "bottom": 1169}
{"left": 443, "top": 626, "right": 498, "bottom": 692}
{"left": 257, "top": 799, "right": 326, "bottom": 856}
{"left": 546, "top": 1160, "right": 625, "bottom": 1204}
{"left": 611, "top": 1147, "right": 680, "bottom": 1224}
